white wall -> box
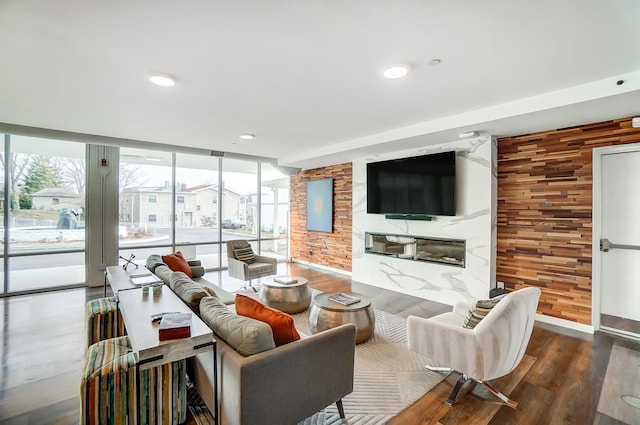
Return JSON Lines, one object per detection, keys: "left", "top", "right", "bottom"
{"left": 351, "top": 136, "right": 497, "bottom": 307}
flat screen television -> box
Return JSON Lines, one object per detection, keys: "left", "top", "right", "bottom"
{"left": 367, "top": 151, "right": 456, "bottom": 216}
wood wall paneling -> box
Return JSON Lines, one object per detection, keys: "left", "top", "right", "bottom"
{"left": 289, "top": 163, "right": 353, "bottom": 272}
{"left": 497, "top": 117, "right": 640, "bottom": 325}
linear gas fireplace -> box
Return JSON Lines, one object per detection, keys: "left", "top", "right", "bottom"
{"left": 364, "top": 232, "right": 465, "bottom": 267}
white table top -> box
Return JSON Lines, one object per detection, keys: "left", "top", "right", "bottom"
{"left": 262, "top": 275, "right": 309, "bottom": 288}
{"left": 117, "top": 286, "right": 214, "bottom": 370}
{"left": 106, "top": 265, "right": 161, "bottom": 294}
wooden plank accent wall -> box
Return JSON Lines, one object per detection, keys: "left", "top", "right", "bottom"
{"left": 289, "top": 163, "right": 352, "bottom": 272}
{"left": 497, "top": 116, "right": 640, "bottom": 325}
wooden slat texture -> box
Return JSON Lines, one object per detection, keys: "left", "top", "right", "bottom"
{"left": 497, "top": 116, "right": 640, "bottom": 325}
{"left": 289, "top": 163, "right": 353, "bottom": 272}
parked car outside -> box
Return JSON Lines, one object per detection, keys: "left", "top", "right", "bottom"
{"left": 222, "top": 219, "right": 246, "bottom": 229}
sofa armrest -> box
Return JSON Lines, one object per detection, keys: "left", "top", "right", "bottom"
{"left": 187, "top": 259, "right": 202, "bottom": 267}
{"left": 227, "top": 257, "right": 249, "bottom": 280}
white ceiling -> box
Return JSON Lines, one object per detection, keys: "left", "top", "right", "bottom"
{"left": 1, "top": 0, "right": 639, "bottom": 170}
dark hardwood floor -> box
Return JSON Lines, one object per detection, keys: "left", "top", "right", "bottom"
{"left": 1, "top": 262, "right": 638, "bottom": 424}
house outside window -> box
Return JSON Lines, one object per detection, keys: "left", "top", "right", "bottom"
{"left": 148, "top": 194, "right": 157, "bottom": 203}
{"left": 177, "top": 195, "right": 185, "bottom": 204}
{"left": 148, "top": 213, "right": 157, "bottom": 222}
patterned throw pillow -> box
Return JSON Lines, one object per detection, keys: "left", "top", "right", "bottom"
{"left": 463, "top": 294, "right": 507, "bottom": 329}
{"left": 233, "top": 246, "right": 256, "bottom": 264}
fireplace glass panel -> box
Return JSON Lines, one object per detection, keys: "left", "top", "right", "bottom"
{"left": 365, "top": 232, "right": 465, "bottom": 267}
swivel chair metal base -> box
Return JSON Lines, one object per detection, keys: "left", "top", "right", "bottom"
{"left": 239, "top": 280, "right": 259, "bottom": 293}
{"left": 426, "top": 366, "right": 518, "bottom": 409}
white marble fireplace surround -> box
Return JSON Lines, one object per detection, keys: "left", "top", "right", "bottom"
{"left": 352, "top": 136, "right": 497, "bottom": 308}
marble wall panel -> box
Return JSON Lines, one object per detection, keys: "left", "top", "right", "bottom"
{"left": 351, "top": 137, "right": 497, "bottom": 306}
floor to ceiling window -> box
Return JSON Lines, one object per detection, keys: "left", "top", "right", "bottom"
{"left": 175, "top": 152, "right": 221, "bottom": 269}
{"left": 117, "top": 148, "right": 288, "bottom": 273}
{"left": 0, "top": 129, "right": 290, "bottom": 296}
{"left": 2, "top": 135, "right": 86, "bottom": 294}
{"left": 220, "top": 158, "right": 258, "bottom": 268}
{"left": 260, "top": 163, "right": 290, "bottom": 261}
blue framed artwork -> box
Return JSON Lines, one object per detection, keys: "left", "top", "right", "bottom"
{"left": 306, "top": 178, "right": 333, "bottom": 232}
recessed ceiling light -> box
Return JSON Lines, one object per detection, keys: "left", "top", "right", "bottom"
{"left": 383, "top": 65, "right": 409, "bottom": 79}
{"left": 149, "top": 74, "right": 176, "bottom": 87}
{"left": 239, "top": 134, "right": 255, "bottom": 140}
{"left": 459, "top": 131, "right": 479, "bottom": 138}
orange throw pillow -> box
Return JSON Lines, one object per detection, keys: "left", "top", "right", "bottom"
{"left": 162, "top": 251, "right": 193, "bottom": 278}
{"left": 235, "top": 294, "right": 300, "bottom": 346}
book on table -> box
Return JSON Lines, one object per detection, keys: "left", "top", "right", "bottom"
{"left": 158, "top": 312, "right": 192, "bottom": 341}
{"left": 130, "top": 273, "right": 162, "bottom": 286}
{"left": 274, "top": 276, "right": 298, "bottom": 284}
{"left": 328, "top": 293, "right": 361, "bottom": 306}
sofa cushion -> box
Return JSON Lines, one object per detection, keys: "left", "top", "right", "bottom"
{"left": 247, "top": 262, "right": 275, "bottom": 274}
{"left": 235, "top": 294, "right": 300, "bottom": 346}
{"left": 146, "top": 254, "right": 165, "bottom": 274}
{"left": 233, "top": 246, "right": 256, "bottom": 264}
{"left": 198, "top": 284, "right": 218, "bottom": 298}
{"left": 163, "top": 252, "right": 193, "bottom": 277}
{"left": 170, "top": 272, "right": 209, "bottom": 313}
{"left": 154, "top": 264, "right": 173, "bottom": 285}
{"left": 463, "top": 294, "right": 507, "bottom": 329}
{"left": 200, "top": 296, "right": 275, "bottom": 356}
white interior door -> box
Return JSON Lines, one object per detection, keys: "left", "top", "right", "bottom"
{"left": 598, "top": 147, "right": 640, "bottom": 339}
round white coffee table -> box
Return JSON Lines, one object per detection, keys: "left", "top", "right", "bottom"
{"left": 309, "top": 292, "right": 375, "bottom": 343}
{"left": 258, "top": 276, "right": 311, "bottom": 314}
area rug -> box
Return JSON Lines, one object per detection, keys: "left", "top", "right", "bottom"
{"left": 188, "top": 309, "right": 444, "bottom": 425}
{"left": 597, "top": 344, "right": 640, "bottom": 424}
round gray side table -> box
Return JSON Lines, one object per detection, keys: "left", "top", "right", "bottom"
{"left": 309, "top": 292, "right": 375, "bottom": 344}
{"left": 258, "top": 276, "right": 311, "bottom": 314}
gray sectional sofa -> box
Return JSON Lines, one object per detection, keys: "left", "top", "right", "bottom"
{"left": 145, "top": 255, "right": 357, "bottom": 425}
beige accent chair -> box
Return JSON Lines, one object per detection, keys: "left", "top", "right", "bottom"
{"left": 407, "top": 287, "right": 541, "bottom": 408}
{"left": 226, "top": 240, "right": 277, "bottom": 290}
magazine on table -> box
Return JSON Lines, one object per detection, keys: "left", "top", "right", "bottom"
{"left": 328, "top": 293, "right": 361, "bottom": 306}
{"left": 129, "top": 273, "right": 162, "bottom": 286}
{"left": 273, "top": 276, "right": 298, "bottom": 284}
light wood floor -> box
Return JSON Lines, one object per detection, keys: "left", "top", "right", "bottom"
{"left": 1, "top": 262, "right": 638, "bottom": 424}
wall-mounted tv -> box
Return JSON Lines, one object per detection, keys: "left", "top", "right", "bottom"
{"left": 367, "top": 151, "right": 456, "bottom": 216}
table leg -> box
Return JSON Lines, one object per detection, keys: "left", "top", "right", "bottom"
{"left": 135, "top": 362, "right": 141, "bottom": 425}
{"left": 214, "top": 341, "right": 219, "bottom": 425}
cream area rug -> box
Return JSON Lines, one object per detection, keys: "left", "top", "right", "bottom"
{"left": 295, "top": 309, "right": 445, "bottom": 425}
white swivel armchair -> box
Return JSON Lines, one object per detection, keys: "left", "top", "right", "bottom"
{"left": 226, "top": 240, "right": 277, "bottom": 291}
{"left": 407, "top": 287, "right": 541, "bottom": 408}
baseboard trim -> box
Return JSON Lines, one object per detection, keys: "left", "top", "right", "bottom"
{"left": 534, "top": 313, "right": 594, "bottom": 334}
{"left": 290, "top": 259, "right": 352, "bottom": 277}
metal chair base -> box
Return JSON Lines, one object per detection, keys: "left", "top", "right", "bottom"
{"left": 427, "top": 367, "right": 518, "bottom": 409}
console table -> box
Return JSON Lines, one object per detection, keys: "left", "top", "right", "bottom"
{"left": 116, "top": 278, "right": 218, "bottom": 424}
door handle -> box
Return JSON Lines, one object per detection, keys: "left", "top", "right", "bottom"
{"left": 600, "top": 238, "right": 640, "bottom": 252}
